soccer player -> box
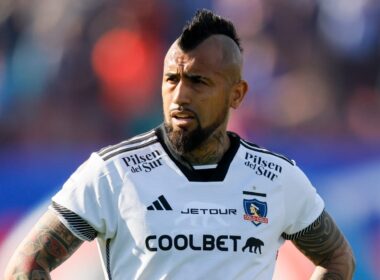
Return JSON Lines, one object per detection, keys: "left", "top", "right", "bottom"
{"left": 5, "top": 9, "right": 355, "bottom": 280}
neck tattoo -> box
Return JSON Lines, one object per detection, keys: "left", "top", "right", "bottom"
{"left": 182, "top": 131, "right": 230, "bottom": 165}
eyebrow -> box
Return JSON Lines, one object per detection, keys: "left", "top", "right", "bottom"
{"left": 165, "top": 72, "right": 213, "bottom": 85}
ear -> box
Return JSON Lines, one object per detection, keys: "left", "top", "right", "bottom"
{"left": 230, "top": 80, "right": 248, "bottom": 109}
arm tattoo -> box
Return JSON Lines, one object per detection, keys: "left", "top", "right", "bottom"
{"left": 6, "top": 210, "right": 83, "bottom": 280}
{"left": 291, "top": 210, "right": 355, "bottom": 280}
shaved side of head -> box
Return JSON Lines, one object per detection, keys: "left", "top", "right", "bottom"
{"left": 164, "top": 35, "right": 243, "bottom": 85}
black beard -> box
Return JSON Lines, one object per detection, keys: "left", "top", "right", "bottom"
{"left": 164, "top": 105, "right": 229, "bottom": 155}
{"left": 164, "top": 122, "right": 213, "bottom": 154}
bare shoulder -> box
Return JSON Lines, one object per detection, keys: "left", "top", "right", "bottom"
{"left": 4, "top": 210, "right": 83, "bottom": 280}
{"left": 292, "top": 210, "right": 355, "bottom": 279}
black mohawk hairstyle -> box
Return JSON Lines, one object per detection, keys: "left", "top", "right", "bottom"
{"left": 178, "top": 9, "right": 242, "bottom": 52}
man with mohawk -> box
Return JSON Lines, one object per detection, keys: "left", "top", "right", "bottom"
{"left": 5, "top": 9, "right": 355, "bottom": 280}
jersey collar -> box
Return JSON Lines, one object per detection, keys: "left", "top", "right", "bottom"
{"left": 155, "top": 124, "right": 241, "bottom": 182}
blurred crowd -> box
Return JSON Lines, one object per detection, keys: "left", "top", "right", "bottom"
{"left": 0, "top": 0, "right": 379, "bottom": 146}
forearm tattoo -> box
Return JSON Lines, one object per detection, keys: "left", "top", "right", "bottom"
{"left": 8, "top": 211, "right": 83, "bottom": 280}
{"left": 292, "top": 211, "right": 355, "bottom": 280}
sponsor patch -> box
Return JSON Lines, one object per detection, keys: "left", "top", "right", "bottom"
{"left": 122, "top": 150, "right": 163, "bottom": 173}
{"left": 145, "top": 234, "right": 264, "bottom": 253}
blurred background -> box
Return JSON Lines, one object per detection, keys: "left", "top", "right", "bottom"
{"left": 0, "top": 0, "right": 379, "bottom": 279}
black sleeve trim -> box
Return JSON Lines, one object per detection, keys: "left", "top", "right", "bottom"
{"left": 106, "top": 239, "right": 112, "bottom": 280}
{"left": 51, "top": 201, "right": 97, "bottom": 241}
{"left": 281, "top": 210, "right": 324, "bottom": 240}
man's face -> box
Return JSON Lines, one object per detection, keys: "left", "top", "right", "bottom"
{"left": 162, "top": 37, "right": 240, "bottom": 154}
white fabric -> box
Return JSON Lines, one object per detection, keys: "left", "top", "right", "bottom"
{"left": 52, "top": 134, "right": 324, "bottom": 280}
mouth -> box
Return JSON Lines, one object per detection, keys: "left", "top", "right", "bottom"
{"left": 170, "top": 110, "right": 196, "bottom": 128}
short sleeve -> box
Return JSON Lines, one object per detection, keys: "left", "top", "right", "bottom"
{"left": 50, "top": 153, "right": 118, "bottom": 240}
{"left": 281, "top": 164, "right": 324, "bottom": 239}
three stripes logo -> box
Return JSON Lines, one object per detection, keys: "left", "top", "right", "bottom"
{"left": 147, "top": 195, "right": 173, "bottom": 211}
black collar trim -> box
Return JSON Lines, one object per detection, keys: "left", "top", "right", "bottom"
{"left": 155, "top": 124, "right": 241, "bottom": 182}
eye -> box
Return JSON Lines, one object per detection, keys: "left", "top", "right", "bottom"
{"left": 189, "top": 76, "right": 207, "bottom": 85}
{"left": 165, "top": 74, "right": 179, "bottom": 84}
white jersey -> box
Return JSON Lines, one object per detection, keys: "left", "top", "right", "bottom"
{"left": 51, "top": 125, "right": 324, "bottom": 280}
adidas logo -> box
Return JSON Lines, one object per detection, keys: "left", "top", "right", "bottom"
{"left": 147, "top": 195, "right": 173, "bottom": 211}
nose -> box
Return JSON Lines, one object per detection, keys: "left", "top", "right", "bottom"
{"left": 172, "top": 80, "right": 191, "bottom": 106}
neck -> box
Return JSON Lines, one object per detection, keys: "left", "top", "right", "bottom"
{"left": 182, "top": 130, "right": 230, "bottom": 165}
